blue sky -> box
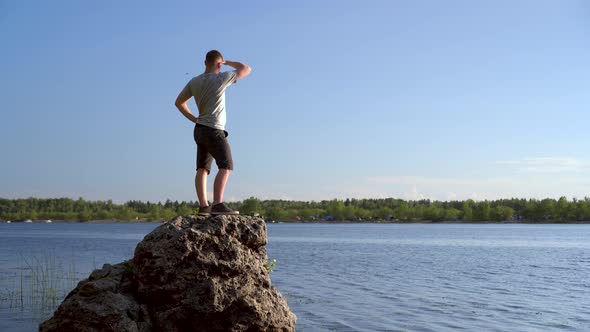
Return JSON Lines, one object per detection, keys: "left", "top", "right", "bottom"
{"left": 1, "top": 0, "right": 589, "bottom": 203}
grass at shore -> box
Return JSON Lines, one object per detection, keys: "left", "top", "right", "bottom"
{"left": 0, "top": 253, "right": 96, "bottom": 322}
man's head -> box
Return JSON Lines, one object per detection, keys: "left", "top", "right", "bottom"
{"left": 204, "top": 50, "right": 223, "bottom": 73}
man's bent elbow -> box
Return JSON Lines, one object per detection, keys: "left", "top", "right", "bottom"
{"left": 237, "top": 65, "right": 252, "bottom": 80}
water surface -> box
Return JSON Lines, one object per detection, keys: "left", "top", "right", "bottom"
{"left": 267, "top": 224, "right": 590, "bottom": 331}
{"left": 1, "top": 222, "right": 589, "bottom": 331}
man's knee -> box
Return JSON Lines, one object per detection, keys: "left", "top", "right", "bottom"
{"left": 218, "top": 168, "right": 232, "bottom": 175}
{"left": 215, "top": 159, "right": 233, "bottom": 171}
{"left": 197, "top": 168, "right": 210, "bottom": 175}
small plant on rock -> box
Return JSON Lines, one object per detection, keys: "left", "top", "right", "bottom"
{"left": 264, "top": 258, "right": 277, "bottom": 273}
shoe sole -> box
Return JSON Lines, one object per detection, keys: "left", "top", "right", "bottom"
{"left": 198, "top": 212, "right": 211, "bottom": 216}
{"left": 211, "top": 211, "right": 240, "bottom": 215}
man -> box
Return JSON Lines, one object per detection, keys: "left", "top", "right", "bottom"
{"left": 174, "top": 50, "right": 251, "bottom": 215}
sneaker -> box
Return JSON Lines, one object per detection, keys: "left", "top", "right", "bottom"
{"left": 198, "top": 205, "right": 211, "bottom": 216}
{"left": 211, "top": 203, "right": 239, "bottom": 215}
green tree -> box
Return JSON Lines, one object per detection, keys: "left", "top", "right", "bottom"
{"left": 423, "top": 206, "right": 444, "bottom": 222}
{"left": 149, "top": 205, "right": 162, "bottom": 220}
{"left": 326, "top": 200, "right": 346, "bottom": 220}
{"left": 462, "top": 200, "right": 473, "bottom": 221}
{"left": 575, "top": 199, "right": 590, "bottom": 221}
{"left": 539, "top": 198, "right": 556, "bottom": 220}
{"left": 492, "top": 206, "right": 514, "bottom": 221}
{"left": 556, "top": 196, "right": 571, "bottom": 221}
{"left": 265, "top": 207, "right": 286, "bottom": 221}
{"left": 444, "top": 208, "right": 461, "bottom": 221}
{"left": 241, "top": 197, "right": 262, "bottom": 216}
{"left": 29, "top": 210, "right": 38, "bottom": 220}
{"left": 523, "top": 199, "right": 542, "bottom": 221}
{"left": 78, "top": 210, "right": 92, "bottom": 222}
{"left": 355, "top": 208, "right": 371, "bottom": 220}
{"left": 161, "top": 208, "right": 177, "bottom": 221}
{"left": 176, "top": 205, "right": 193, "bottom": 216}
{"left": 473, "top": 202, "right": 491, "bottom": 221}
{"left": 115, "top": 207, "right": 133, "bottom": 221}
{"left": 298, "top": 208, "right": 314, "bottom": 220}
{"left": 376, "top": 207, "right": 394, "bottom": 220}
{"left": 394, "top": 202, "right": 411, "bottom": 220}
{"left": 343, "top": 206, "right": 357, "bottom": 220}
{"left": 96, "top": 210, "right": 111, "bottom": 220}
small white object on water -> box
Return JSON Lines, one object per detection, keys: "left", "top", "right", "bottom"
{"left": 24, "top": 219, "right": 33, "bottom": 223}
{"left": 45, "top": 219, "right": 52, "bottom": 223}
{"left": 5, "top": 220, "right": 10, "bottom": 223}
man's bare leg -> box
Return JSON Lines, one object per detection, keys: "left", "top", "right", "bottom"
{"left": 195, "top": 168, "right": 209, "bottom": 207}
{"left": 213, "top": 169, "right": 231, "bottom": 205}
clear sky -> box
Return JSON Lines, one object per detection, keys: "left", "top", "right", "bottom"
{"left": 1, "top": 0, "right": 589, "bottom": 203}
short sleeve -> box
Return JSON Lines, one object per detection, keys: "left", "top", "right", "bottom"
{"left": 220, "top": 71, "right": 238, "bottom": 89}
{"left": 182, "top": 82, "right": 192, "bottom": 96}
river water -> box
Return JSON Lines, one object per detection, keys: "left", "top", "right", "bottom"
{"left": 0, "top": 222, "right": 589, "bottom": 331}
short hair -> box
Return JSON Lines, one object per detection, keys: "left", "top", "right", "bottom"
{"left": 205, "top": 50, "right": 223, "bottom": 65}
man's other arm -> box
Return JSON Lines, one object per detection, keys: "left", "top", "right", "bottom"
{"left": 174, "top": 84, "right": 198, "bottom": 123}
{"left": 223, "top": 60, "right": 252, "bottom": 80}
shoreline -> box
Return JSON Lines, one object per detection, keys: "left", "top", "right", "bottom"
{"left": 272, "top": 220, "right": 590, "bottom": 225}
{"left": 3, "top": 219, "right": 590, "bottom": 225}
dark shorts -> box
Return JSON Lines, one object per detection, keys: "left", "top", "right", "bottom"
{"left": 193, "top": 123, "right": 234, "bottom": 172}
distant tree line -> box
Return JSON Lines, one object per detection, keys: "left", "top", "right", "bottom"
{"left": 2, "top": 196, "right": 590, "bottom": 222}
{"left": 0, "top": 197, "right": 195, "bottom": 222}
{"left": 237, "top": 196, "right": 590, "bottom": 222}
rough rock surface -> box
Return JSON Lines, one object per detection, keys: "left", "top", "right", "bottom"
{"left": 39, "top": 215, "right": 296, "bottom": 332}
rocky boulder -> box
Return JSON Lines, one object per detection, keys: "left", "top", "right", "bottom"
{"left": 39, "top": 215, "right": 296, "bottom": 332}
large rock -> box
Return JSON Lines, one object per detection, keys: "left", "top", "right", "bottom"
{"left": 40, "top": 215, "right": 296, "bottom": 332}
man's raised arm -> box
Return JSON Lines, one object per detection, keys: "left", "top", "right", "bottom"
{"left": 223, "top": 60, "right": 251, "bottom": 80}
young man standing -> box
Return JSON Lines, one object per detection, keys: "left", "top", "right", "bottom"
{"left": 174, "top": 50, "right": 251, "bottom": 215}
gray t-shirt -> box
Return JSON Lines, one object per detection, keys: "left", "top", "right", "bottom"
{"left": 184, "top": 71, "right": 237, "bottom": 130}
